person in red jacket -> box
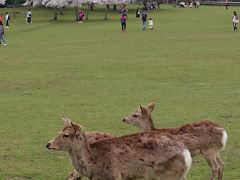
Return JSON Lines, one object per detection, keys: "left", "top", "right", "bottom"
{"left": 0, "top": 13, "right": 4, "bottom": 23}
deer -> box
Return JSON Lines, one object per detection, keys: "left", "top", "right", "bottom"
{"left": 122, "top": 102, "right": 228, "bottom": 180}
{"left": 46, "top": 117, "right": 192, "bottom": 180}
{"left": 68, "top": 131, "right": 115, "bottom": 180}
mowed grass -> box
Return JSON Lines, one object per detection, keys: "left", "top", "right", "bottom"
{"left": 0, "top": 4, "right": 240, "bottom": 179}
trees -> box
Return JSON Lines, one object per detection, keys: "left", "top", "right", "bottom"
{"left": 100, "top": 0, "right": 132, "bottom": 20}
{"left": 41, "top": 0, "right": 70, "bottom": 20}
{"left": 0, "top": 0, "right": 6, "bottom": 5}
{"left": 24, "top": 0, "right": 132, "bottom": 21}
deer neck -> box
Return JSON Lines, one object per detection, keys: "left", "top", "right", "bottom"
{"left": 139, "top": 116, "right": 155, "bottom": 132}
{"left": 69, "top": 132, "right": 93, "bottom": 177}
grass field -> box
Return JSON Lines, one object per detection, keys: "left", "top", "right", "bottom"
{"left": 0, "top": 4, "right": 240, "bottom": 180}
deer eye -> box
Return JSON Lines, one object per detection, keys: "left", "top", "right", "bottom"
{"left": 133, "top": 114, "right": 138, "bottom": 117}
{"left": 63, "top": 134, "right": 69, "bottom": 138}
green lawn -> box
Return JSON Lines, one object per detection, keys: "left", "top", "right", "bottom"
{"left": 0, "top": 4, "right": 240, "bottom": 180}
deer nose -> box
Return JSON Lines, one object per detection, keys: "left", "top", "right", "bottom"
{"left": 46, "top": 142, "right": 51, "bottom": 149}
{"left": 122, "top": 118, "right": 126, "bottom": 122}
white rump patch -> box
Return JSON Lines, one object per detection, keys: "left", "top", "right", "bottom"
{"left": 221, "top": 130, "right": 228, "bottom": 150}
{"left": 183, "top": 149, "right": 192, "bottom": 176}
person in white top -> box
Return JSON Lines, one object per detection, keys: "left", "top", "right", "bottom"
{"left": 189, "top": 2, "right": 193, "bottom": 8}
{"left": 5, "top": 12, "right": 10, "bottom": 28}
{"left": 196, "top": 0, "right": 200, "bottom": 8}
{"left": 232, "top": 11, "right": 239, "bottom": 32}
{"left": 26, "top": 9, "right": 32, "bottom": 24}
{"left": 149, "top": 18, "right": 153, "bottom": 30}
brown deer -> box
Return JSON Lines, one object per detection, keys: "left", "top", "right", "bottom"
{"left": 122, "top": 102, "right": 228, "bottom": 180}
{"left": 47, "top": 117, "right": 192, "bottom": 180}
{"left": 68, "top": 131, "right": 114, "bottom": 180}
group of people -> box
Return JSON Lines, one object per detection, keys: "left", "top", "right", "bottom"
{"left": 0, "top": 9, "right": 32, "bottom": 46}
{"left": 0, "top": 12, "right": 10, "bottom": 29}
{"left": 177, "top": 0, "right": 200, "bottom": 8}
{"left": 143, "top": 0, "right": 161, "bottom": 11}
{"left": 120, "top": 7, "right": 153, "bottom": 32}
{"left": 1, "top": 5, "right": 239, "bottom": 46}
{"left": 140, "top": 8, "right": 153, "bottom": 31}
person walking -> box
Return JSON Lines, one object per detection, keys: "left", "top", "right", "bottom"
{"left": 148, "top": 17, "right": 153, "bottom": 30}
{"left": 0, "top": 21, "right": 7, "bottom": 46}
{"left": 26, "top": 9, "right": 32, "bottom": 24}
{"left": 120, "top": 14, "right": 127, "bottom": 31}
{"left": 5, "top": 12, "right": 10, "bottom": 28}
{"left": 136, "top": 7, "right": 140, "bottom": 18}
{"left": 225, "top": 0, "right": 229, "bottom": 10}
{"left": 0, "top": 13, "right": 4, "bottom": 23}
{"left": 79, "top": 10, "right": 84, "bottom": 23}
{"left": 232, "top": 11, "right": 239, "bottom": 32}
{"left": 196, "top": 0, "right": 200, "bottom": 8}
{"left": 141, "top": 9, "right": 148, "bottom": 31}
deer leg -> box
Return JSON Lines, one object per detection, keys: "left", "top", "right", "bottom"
{"left": 161, "top": 175, "right": 180, "bottom": 180}
{"left": 67, "top": 169, "right": 82, "bottom": 180}
{"left": 179, "top": 176, "right": 187, "bottom": 180}
{"left": 202, "top": 150, "right": 219, "bottom": 180}
{"left": 158, "top": 155, "right": 188, "bottom": 180}
{"left": 216, "top": 154, "right": 224, "bottom": 180}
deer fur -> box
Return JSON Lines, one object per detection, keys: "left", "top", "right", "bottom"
{"left": 68, "top": 128, "right": 115, "bottom": 180}
{"left": 47, "top": 117, "right": 192, "bottom": 180}
{"left": 122, "top": 102, "right": 228, "bottom": 180}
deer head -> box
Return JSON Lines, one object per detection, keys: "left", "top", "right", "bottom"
{"left": 122, "top": 102, "right": 156, "bottom": 132}
{"left": 46, "top": 117, "right": 84, "bottom": 151}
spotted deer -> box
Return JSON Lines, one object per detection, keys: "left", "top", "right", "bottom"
{"left": 47, "top": 117, "right": 192, "bottom": 180}
{"left": 68, "top": 131, "right": 115, "bottom": 180}
{"left": 122, "top": 102, "right": 227, "bottom": 180}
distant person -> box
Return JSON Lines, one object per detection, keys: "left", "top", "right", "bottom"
{"left": 149, "top": 17, "right": 153, "bottom": 30}
{"left": 0, "top": 21, "right": 7, "bottom": 46}
{"left": 196, "top": 0, "right": 200, "bottom": 8}
{"left": 189, "top": 1, "right": 193, "bottom": 8}
{"left": 157, "top": 0, "right": 161, "bottom": 8}
{"left": 5, "top": 12, "right": 10, "bottom": 28}
{"left": 121, "top": 6, "right": 128, "bottom": 17}
{"left": 120, "top": 14, "right": 127, "bottom": 31}
{"left": 79, "top": 10, "right": 84, "bottom": 23}
{"left": 136, "top": 7, "right": 140, "bottom": 18}
{"left": 193, "top": 1, "right": 196, "bottom": 8}
{"left": 225, "top": 0, "right": 229, "bottom": 10}
{"left": 141, "top": 10, "right": 148, "bottom": 31}
{"left": 0, "top": 13, "right": 4, "bottom": 23}
{"left": 232, "top": 11, "right": 239, "bottom": 32}
{"left": 90, "top": 2, "right": 95, "bottom": 10}
{"left": 179, "top": 1, "right": 186, "bottom": 8}
{"left": 26, "top": 9, "right": 32, "bottom": 24}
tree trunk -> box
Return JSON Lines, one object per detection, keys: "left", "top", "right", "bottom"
{"left": 53, "top": 7, "right": 58, "bottom": 20}
{"left": 113, "top": 4, "right": 117, "bottom": 11}
{"left": 75, "top": 6, "right": 79, "bottom": 21}
{"left": 86, "top": 3, "right": 89, "bottom": 20}
{"left": 13, "top": 0, "right": 16, "bottom": 17}
{"left": 104, "top": 5, "right": 108, "bottom": 20}
{"left": 60, "top": 7, "right": 63, "bottom": 15}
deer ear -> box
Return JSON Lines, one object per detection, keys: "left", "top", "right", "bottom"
{"left": 62, "top": 116, "right": 71, "bottom": 126}
{"left": 140, "top": 105, "right": 149, "bottom": 117}
{"left": 71, "top": 122, "right": 83, "bottom": 135}
{"left": 146, "top": 102, "right": 156, "bottom": 113}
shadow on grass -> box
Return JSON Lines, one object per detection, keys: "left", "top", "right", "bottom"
{"left": 11, "top": 23, "right": 54, "bottom": 35}
{"left": 4, "top": 176, "right": 32, "bottom": 180}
